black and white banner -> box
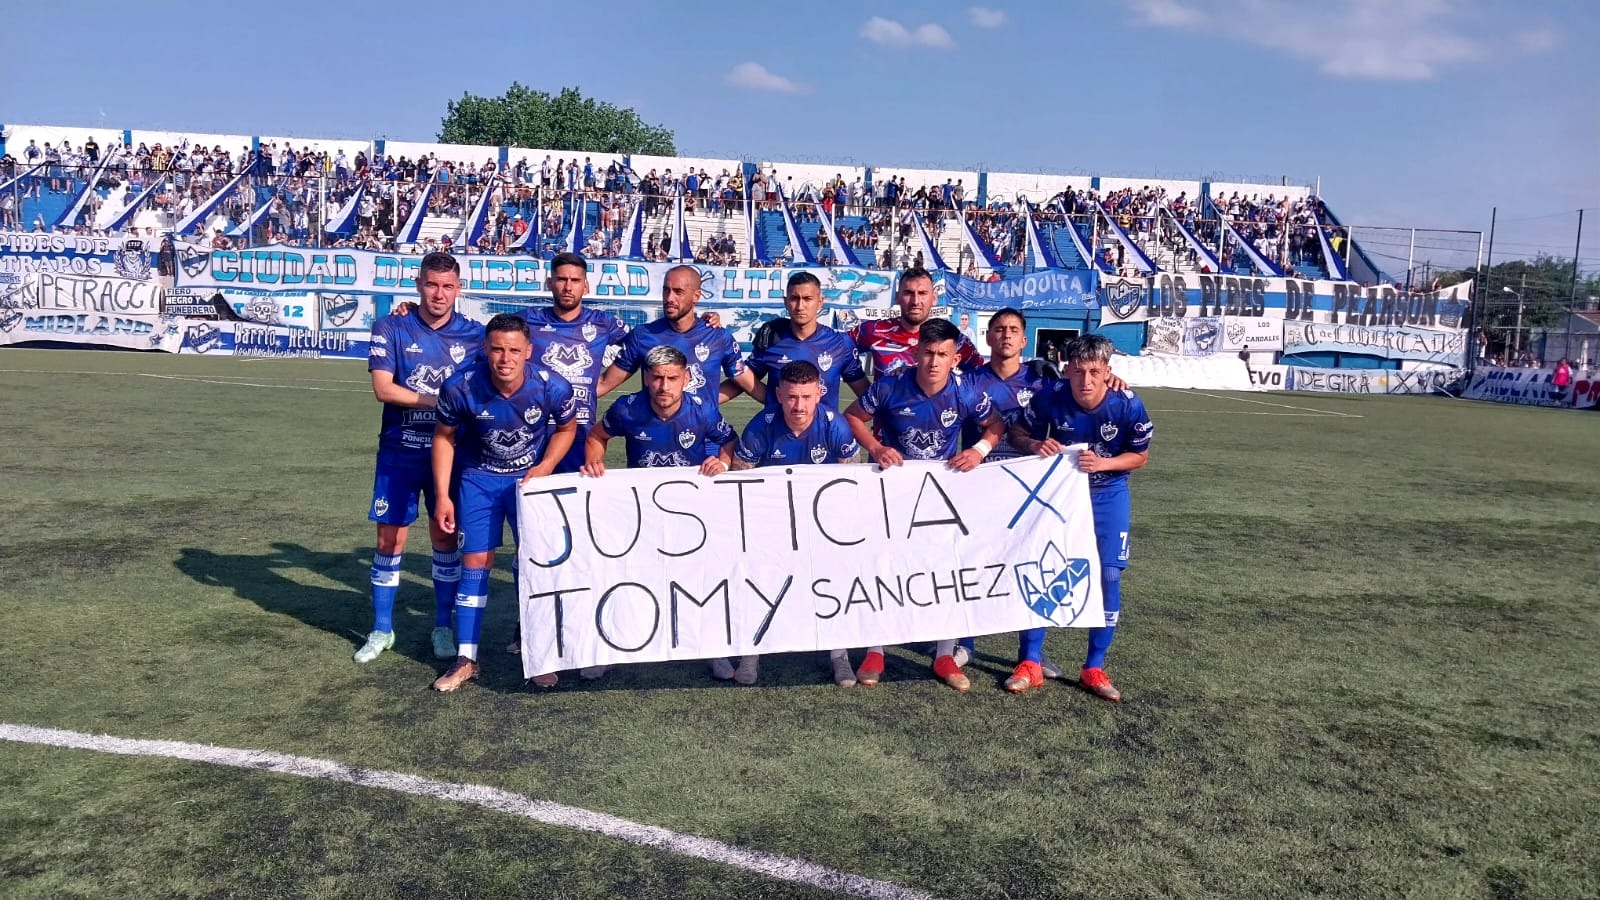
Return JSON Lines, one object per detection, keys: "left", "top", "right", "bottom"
{"left": 1463, "top": 366, "right": 1600, "bottom": 409}
{"left": 514, "top": 456, "right": 1105, "bottom": 677}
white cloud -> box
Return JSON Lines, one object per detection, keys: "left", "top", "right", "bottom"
{"left": 860, "top": 16, "right": 957, "bottom": 49}
{"left": 967, "top": 6, "right": 1008, "bottom": 28}
{"left": 1120, "top": 0, "right": 1499, "bottom": 80}
{"left": 724, "top": 62, "right": 809, "bottom": 94}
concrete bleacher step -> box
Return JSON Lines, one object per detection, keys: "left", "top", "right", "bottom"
{"left": 417, "top": 214, "right": 465, "bottom": 243}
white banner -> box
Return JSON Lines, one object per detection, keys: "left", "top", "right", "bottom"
{"left": 1286, "top": 366, "right": 1457, "bottom": 395}
{"left": 33, "top": 271, "right": 163, "bottom": 316}
{"left": 0, "top": 308, "right": 183, "bottom": 351}
{"left": 514, "top": 455, "right": 1105, "bottom": 677}
{"left": 1220, "top": 315, "right": 1284, "bottom": 351}
{"left": 1463, "top": 366, "right": 1600, "bottom": 409}
{"left": 1281, "top": 321, "right": 1468, "bottom": 364}
{"left": 1097, "top": 274, "right": 1472, "bottom": 327}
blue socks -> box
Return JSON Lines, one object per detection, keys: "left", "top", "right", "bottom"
{"left": 1085, "top": 567, "right": 1122, "bottom": 670}
{"left": 1018, "top": 628, "right": 1046, "bottom": 663}
{"left": 431, "top": 549, "right": 461, "bottom": 628}
{"left": 454, "top": 567, "right": 490, "bottom": 660}
{"left": 369, "top": 552, "right": 403, "bottom": 633}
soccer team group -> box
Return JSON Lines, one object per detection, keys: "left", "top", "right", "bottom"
{"left": 358, "top": 251, "right": 1153, "bottom": 700}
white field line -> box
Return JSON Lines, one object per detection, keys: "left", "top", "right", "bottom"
{"left": 0, "top": 368, "right": 366, "bottom": 385}
{"left": 1142, "top": 387, "right": 1365, "bottom": 418}
{"left": 0, "top": 723, "right": 934, "bottom": 900}
{"left": 136, "top": 373, "right": 368, "bottom": 393}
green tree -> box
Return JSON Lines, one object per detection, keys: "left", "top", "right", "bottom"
{"left": 1436, "top": 254, "right": 1600, "bottom": 355}
{"left": 439, "top": 83, "right": 676, "bottom": 155}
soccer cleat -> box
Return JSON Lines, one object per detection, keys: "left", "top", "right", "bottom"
{"left": 1004, "top": 661, "right": 1046, "bottom": 694}
{"left": 734, "top": 656, "right": 759, "bottom": 686}
{"left": 952, "top": 645, "right": 972, "bottom": 668}
{"left": 1080, "top": 667, "right": 1122, "bottom": 702}
{"left": 431, "top": 656, "right": 479, "bottom": 692}
{"left": 831, "top": 655, "right": 857, "bottom": 688}
{"left": 579, "top": 665, "right": 609, "bottom": 680}
{"left": 505, "top": 624, "right": 521, "bottom": 655}
{"left": 529, "top": 672, "right": 559, "bottom": 688}
{"left": 709, "top": 658, "right": 736, "bottom": 680}
{"left": 352, "top": 630, "right": 394, "bottom": 664}
{"left": 1039, "top": 652, "right": 1063, "bottom": 680}
{"left": 932, "top": 655, "right": 971, "bottom": 693}
{"left": 431, "top": 627, "right": 456, "bottom": 660}
{"left": 856, "top": 651, "right": 885, "bottom": 687}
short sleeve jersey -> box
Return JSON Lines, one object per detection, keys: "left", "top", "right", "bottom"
{"left": 1022, "top": 386, "right": 1153, "bottom": 490}
{"left": 435, "top": 361, "right": 577, "bottom": 476}
{"left": 602, "top": 392, "right": 735, "bottom": 468}
{"left": 519, "top": 305, "right": 628, "bottom": 427}
{"left": 611, "top": 318, "right": 744, "bottom": 406}
{"left": 367, "top": 309, "right": 485, "bottom": 456}
{"left": 736, "top": 408, "right": 859, "bottom": 467}
{"left": 962, "top": 362, "right": 1056, "bottom": 460}
{"left": 859, "top": 369, "right": 996, "bottom": 461}
{"left": 745, "top": 321, "right": 866, "bottom": 412}
{"left": 851, "top": 317, "right": 983, "bottom": 380}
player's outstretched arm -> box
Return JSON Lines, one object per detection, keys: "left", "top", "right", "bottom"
{"left": 845, "top": 400, "right": 901, "bottom": 468}
{"left": 595, "top": 363, "right": 633, "bottom": 399}
{"left": 431, "top": 423, "right": 459, "bottom": 534}
{"left": 371, "top": 369, "right": 437, "bottom": 409}
{"left": 580, "top": 421, "right": 612, "bottom": 477}
{"left": 524, "top": 419, "right": 578, "bottom": 483}
{"left": 1077, "top": 448, "right": 1149, "bottom": 474}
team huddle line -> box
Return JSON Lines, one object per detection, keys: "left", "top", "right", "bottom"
{"left": 358, "top": 251, "right": 1151, "bottom": 700}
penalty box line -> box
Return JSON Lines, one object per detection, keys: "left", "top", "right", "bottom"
{"left": 0, "top": 723, "right": 935, "bottom": 900}
{"left": 1143, "top": 387, "right": 1365, "bottom": 418}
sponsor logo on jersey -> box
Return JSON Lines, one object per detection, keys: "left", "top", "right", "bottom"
{"left": 406, "top": 342, "right": 423, "bottom": 354}
{"left": 633, "top": 431, "right": 651, "bottom": 441}
{"left": 542, "top": 342, "right": 594, "bottom": 381}
{"left": 771, "top": 447, "right": 786, "bottom": 459}
{"left": 640, "top": 450, "right": 691, "bottom": 467}
{"left": 900, "top": 427, "right": 945, "bottom": 460}
{"left": 896, "top": 407, "right": 915, "bottom": 416}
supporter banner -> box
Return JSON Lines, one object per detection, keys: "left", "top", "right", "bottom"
{"left": 1463, "top": 366, "right": 1600, "bottom": 409}
{"left": 1146, "top": 317, "right": 1183, "bottom": 355}
{"left": 32, "top": 271, "right": 163, "bottom": 316}
{"left": 1220, "top": 315, "right": 1284, "bottom": 351}
{"left": 1183, "top": 317, "right": 1222, "bottom": 356}
{"left": 173, "top": 241, "right": 898, "bottom": 307}
{"left": 0, "top": 308, "right": 183, "bottom": 351}
{"left": 1281, "top": 322, "right": 1468, "bottom": 364}
{"left": 1098, "top": 273, "right": 1472, "bottom": 328}
{"left": 176, "top": 321, "right": 370, "bottom": 359}
{"left": 514, "top": 456, "right": 1105, "bottom": 676}
{"left": 937, "top": 269, "right": 1098, "bottom": 310}
{"left": 0, "top": 232, "right": 154, "bottom": 280}
{"left": 1286, "top": 366, "right": 1458, "bottom": 395}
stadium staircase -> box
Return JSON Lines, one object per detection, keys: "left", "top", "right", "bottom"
{"left": 754, "top": 209, "right": 788, "bottom": 265}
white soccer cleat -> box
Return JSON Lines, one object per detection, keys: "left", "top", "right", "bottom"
{"left": 353, "top": 630, "right": 394, "bottom": 664}
{"left": 708, "top": 658, "right": 736, "bottom": 680}
{"left": 952, "top": 645, "right": 972, "bottom": 668}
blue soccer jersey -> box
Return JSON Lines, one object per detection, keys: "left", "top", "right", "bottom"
{"left": 745, "top": 322, "right": 866, "bottom": 412}
{"left": 611, "top": 318, "right": 744, "bottom": 406}
{"left": 736, "top": 408, "right": 860, "bottom": 467}
{"left": 368, "top": 309, "right": 485, "bottom": 456}
{"left": 1022, "top": 385, "right": 1153, "bottom": 490}
{"left": 521, "top": 305, "right": 629, "bottom": 472}
{"left": 435, "top": 361, "right": 578, "bottom": 475}
{"left": 602, "top": 391, "right": 735, "bottom": 468}
{"left": 962, "top": 361, "right": 1056, "bottom": 460}
{"left": 859, "top": 369, "right": 997, "bottom": 461}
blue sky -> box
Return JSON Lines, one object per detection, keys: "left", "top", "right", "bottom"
{"left": 2, "top": 0, "right": 1594, "bottom": 259}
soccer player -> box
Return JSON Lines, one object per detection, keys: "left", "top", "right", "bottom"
{"left": 851, "top": 266, "right": 983, "bottom": 381}
{"left": 429, "top": 314, "right": 578, "bottom": 692}
{"left": 730, "top": 360, "right": 861, "bottom": 686}
{"left": 1011, "top": 333, "right": 1152, "bottom": 701}
{"left": 842, "top": 318, "right": 1006, "bottom": 692}
{"left": 728, "top": 271, "right": 869, "bottom": 412}
{"left": 355, "top": 252, "right": 485, "bottom": 665}
{"left": 596, "top": 265, "right": 760, "bottom": 412}
{"left": 583, "top": 345, "right": 736, "bottom": 680}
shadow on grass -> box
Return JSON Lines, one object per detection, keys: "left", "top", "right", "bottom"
{"left": 174, "top": 541, "right": 445, "bottom": 668}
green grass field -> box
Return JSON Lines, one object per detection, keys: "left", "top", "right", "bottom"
{"left": 1, "top": 346, "right": 1596, "bottom": 899}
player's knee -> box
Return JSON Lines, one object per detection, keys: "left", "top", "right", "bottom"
{"left": 463, "top": 550, "right": 494, "bottom": 570}
{"left": 375, "top": 524, "right": 407, "bottom": 554}
{"left": 1101, "top": 566, "right": 1122, "bottom": 611}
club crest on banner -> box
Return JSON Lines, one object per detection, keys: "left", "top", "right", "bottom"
{"left": 1014, "top": 542, "right": 1093, "bottom": 626}
{"left": 323, "top": 293, "right": 360, "bottom": 327}
{"left": 1103, "top": 279, "right": 1145, "bottom": 320}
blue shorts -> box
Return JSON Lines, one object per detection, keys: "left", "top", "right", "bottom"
{"left": 457, "top": 469, "right": 523, "bottom": 554}
{"left": 1090, "top": 486, "right": 1132, "bottom": 570}
{"left": 369, "top": 452, "right": 440, "bottom": 526}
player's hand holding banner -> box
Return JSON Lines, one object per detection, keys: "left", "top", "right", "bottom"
{"left": 514, "top": 453, "right": 1104, "bottom": 678}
